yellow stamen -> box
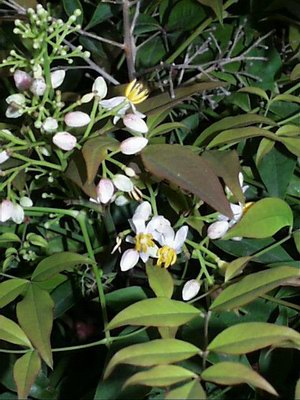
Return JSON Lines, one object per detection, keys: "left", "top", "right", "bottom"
{"left": 125, "top": 79, "right": 149, "bottom": 104}
{"left": 157, "top": 246, "right": 177, "bottom": 269}
{"left": 243, "top": 202, "right": 254, "bottom": 214}
{"left": 135, "top": 233, "right": 155, "bottom": 253}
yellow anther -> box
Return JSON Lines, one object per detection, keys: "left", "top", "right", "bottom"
{"left": 135, "top": 233, "right": 155, "bottom": 253}
{"left": 243, "top": 202, "right": 254, "bottom": 214}
{"left": 125, "top": 79, "right": 149, "bottom": 104}
{"left": 157, "top": 246, "right": 177, "bottom": 269}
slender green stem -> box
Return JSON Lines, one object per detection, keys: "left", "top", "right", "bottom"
{"left": 82, "top": 98, "right": 99, "bottom": 141}
{"left": 76, "top": 212, "right": 111, "bottom": 347}
{"left": 196, "top": 250, "right": 213, "bottom": 285}
{"left": 11, "top": 153, "right": 62, "bottom": 171}
{"left": 146, "top": 183, "right": 158, "bottom": 215}
{"left": 252, "top": 235, "right": 291, "bottom": 259}
{"left": 261, "top": 295, "right": 300, "bottom": 312}
{"left": 186, "top": 239, "right": 220, "bottom": 263}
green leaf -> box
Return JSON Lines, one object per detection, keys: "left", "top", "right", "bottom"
{"left": 293, "top": 230, "right": 300, "bottom": 254}
{"left": 63, "top": 0, "right": 83, "bottom": 24}
{"left": 166, "top": 0, "right": 206, "bottom": 31}
{"left": 32, "top": 252, "right": 93, "bottom": 282}
{"left": 165, "top": 379, "right": 206, "bottom": 399}
{"left": 107, "top": 298, "right": 200, "bottom": 330}
{"left": 123, "top": 365, "right": 197, "bottom": 389}
{"left": 224, "top": 198, "right": 293, "bottom": 239}
{"left": 197, "top": 0, "right": 223, "bottom": 23}
{"left": 149, "top": 122, "right": 187, "bottom": 138}
{"left": 17, "top": 284, "right": 54, "bottom": 368}
{"left": 82, "top": 136, "right": 119, "bottom": 184}
{"left": 202, "top": 150, "right": 244, "bottom": 204}
{"left": 208, "top": 322, "right": 300, "bottom": 354}
{"left": 139, "top": 82, "right": 225, "bottom": 115}
{"left": 146, "top": 264, "right": 174, "bottom": 298}
{"left": 201, "top": 362, "right": 278, "bottom": 396}
{"left": 13, "top": 351, "right": 41, "bottom": 400}
{"left": 238, "top": 86, "right": 269, "bottom": 101}
{"left": 0, "top": 279, "right": 29, "bottom": 308}
{"left": 0, "top": 233, "right": 20, "bottom": 245}
{"left": 0, "top": 316, "right": 31, "bottom": 348}
{"left": 272, "top": 94, "right": 300, "bottom": 104}
{"left": 224, "top": 256, "right": 251, "bottom": 282}
{"left": 256, "top": 138, "right": 275, "bottom": 164}
{"left": 85, "top": 3, "right": 113, "bottom": 29}
{"left": 142, "top": 144, "right": 233, "bottom": 218}
{"left": 207, "top": 127, "right": 279, "bottom": 148}
{"left": 104, "top": 339, "right": 200, "bottom": 379}
{"left": 210, "top": 266, "right": 300, "bottom": 311}
{"left": 280, "top": 137, "right": 300, "bottom": 157}
{"left": 290, "top": 63, "right": 300, "bottom": 80}
{"left": 194, "top": 114, "right": 275, "bottom": 146}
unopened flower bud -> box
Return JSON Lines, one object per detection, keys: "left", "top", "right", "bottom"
{"left": 124, "top": 167, "right": 136, "bottom": 177}
{"left": 182, "top": 279, "right": 201, "bottom": 301}
{"left": 207, "top": 221, "right": 229, "bottom": 240}
{"left": 81, "top": 93, "right": 94, "bottom": 104}
{"left": 32, "top": 64, "right": 43, "bottom": 79}
{"left": 113, "top": 174, "right": 134, "bottom": 192}
{"left": 19, "top": 196, "right": 33, "bottom": 207}
{"left": 96, "top": 178, "right": 114, "bottom": 204}
{"left": 42, "top": 117, "right": 58, "bottom": 133}
{"left": 6, "top": 93, "right": 26, "bottom": 106}
{"left": 50, "top": 69, "right": 65, "bottom": 89}
{"left": 13, "top": 70, "right": 32, "bottom": 91}
{"left": 52, "top": 131, "right": 77, "bottom": 151}
{"left": 64, "top": 111, "right": 91, "bottom": 127}
{"left": 0, "top": 151, "right": 10, "bottom": 164}
{"left": 30, "top": 78, "right": 46, "bottom": 96}
{"left": 123, "top": 113, "right": 148, "bottom": 134}
{"left": 120, "top": 136, "right": 148, "bottom": 155}
{"left": 11, "top": 203, "right": 24, "bottom": 224}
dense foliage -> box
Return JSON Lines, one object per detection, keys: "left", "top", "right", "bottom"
{"left": 0, "top": 0, "right": 299, "bottom": 399}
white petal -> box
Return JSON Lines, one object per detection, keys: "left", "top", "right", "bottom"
{"left": 113, "top": 174, "right": 133, "bottom": 192}
{"left": 5, "top": 106, "right": 23, "bottom": 119}
{"left": 100, "top": 96, "right": 126, "bottom": 110}
{"left": 174, "top": 226, "right": 188, "bottom": 253}
{"left": 64, "top": 111, "right": 91, "bottom": 127}
{"left": 238, "top": 172, "right": 244, "bottom": 188}
{"left": 30, "top": 78, "right": 46, "bottom": 96}
{"left": 0, "top": 200, "right": 13, "bottom": 222}
{"left": 123, "top": 113, "right": 148, "bottom": 134}
{"left": 51, "top": 70, "right": 66, "bottom": 89}
{"left": 125, "top": 235, "right": 135, "bottom": 244}
{"left": 42, "top": 117, "right": 58, "bottom": 133}
{"left": 120, "top": 249, "right": 139, "bottom": 271}
{"left": 0, "top": 151, "right": 9, "bottom": 164}
{"left": 92, "top": 77, "right": 107, "bottom": 99}
{"left": 147, "top": 216, "right": 171, "bottom": 241}
{"left": 19, "top": 197, "right": 33, "bottom": 207}
{"left": 6, "top": 94, "right": 26, "bottom": 106}
{"left": 230, "top": 203, "right": 243, "bottom": 222}
{"left": 207, "top": 221, "right": 229, "bottom": 239}
{"left": 53, "top": 131, "right": 77, "bottom": 151}
{"left": 11, "top": 204, "right": 24, "bottom": 224}
{"left": 133, "top": 201, "right": 152, "bottom": 221}
{"left": 161, "top": 225, "right": 175, "bottom": 247}
{"left": 13, "top": 70, "right": 32, "bottom": 91}
{"left": 182, "top": 280, "right": 201, "bottom": 301}
{"left": 130, "top": 217, "right": 146, "bottom": 234}
{"left": 96, "top": 178, "right": 114, "bottom": 204}
{"left": 115, "top": 194, "right": 129, "bottom": 206}
{"left": 120, "top": 137, "right": 148, "bottom": 155}
{"left": 140, "top": 252, "right": 150, "bottom": 263}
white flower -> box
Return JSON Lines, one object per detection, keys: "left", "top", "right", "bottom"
{"left": 94, "top": 178, "right": 114, "bottom": 204}
{"left": 155, "top": 224, "right": 189, "bottom": 268}
{"left": 112, "top": 174, "right": 134, "bottom": 192}
{"left": 52, "top": 131, "right": 77, "bottom": 151}
{"left": 64, "top": 111, "right": 91, "bottom": 127}
{"left": 42, "top": 117, "right": 58, "bottom": 133}
{"left": 123, "top": 113, "right": 149, "bottom": 134}
{"left": 120, "top": 201, "right": 158, "bottom": 271}
{"left": 120, "top": 137, "right": 148, "bottom": 155}
{"left": 13, "top": 70, "right": 32, "bottom": 91}
{"left": 226, "top": 172, "right": 249, "bottom": 197}
{"left": 182, "top": 279, "right": 201, "bottom": 301}
{"left": 0, "top": 151, "right": 9, "bottom": 164}
{"left": 5, "top": 94, "right": 26, "bottom": 118}
{"left": 30, "top": 78, "right": 47, "bottom": 96}
{"left": 92, "top": 77, "right": 107, "bottom": 99}
{"left": 50, "top": 70, "right": 65, "bottom": 89}
{"left": 0, "top": 200, "right": 24, "bottom": 224}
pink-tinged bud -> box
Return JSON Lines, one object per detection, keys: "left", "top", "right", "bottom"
{"left": 11, "top": 203, "right": 24, "bottom": 224}
{"left": 30, "top": 78, "right": 47, "bottom": 96}
{"left": 123, "top": 113, "right": 148, "bottom": 134}
{"left": 92, "top": 77, "right": 107, "bottom": 99}
{"left": 120, "top": 137, "right": 148, "bottom": 155}
{"left": 207, "top": 221, "right": 229, "bottom": 240}
{"left": 52, "top": 131, "right": 77, "bottom": 151}
{"left": 13, "top": 70, "right": 32, "bottom": 91}
{"left": 0, "top": 200, "right": 13, "bottom": 222}
{"left": 182, "top": 279, "right": 201, "bottom": 301}
{"left": 0, "top": 151, "right": 9, "bottom": 164}
{"left": 112, "top": 174, "right": 134, "bottom": 192}
{"left": 51, "top": 70, "right": 66, "bottom": 89}
{"left": 96, "top": 178, "right": 114, "bottom": 204}
{"left": 64, "top": 111, "right": 91, "bottom": 127}
{"left": 42, "top": 117, "right": 58, "bottom": 133}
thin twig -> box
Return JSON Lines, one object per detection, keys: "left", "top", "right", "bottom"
{"left": 123, "top": 0, "right": 137, "bottom": 80}
{"left": 78, "top": 30, "right": 124, "bottom": 49}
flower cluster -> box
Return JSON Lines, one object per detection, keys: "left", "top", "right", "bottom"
{"left": 120, "top": 202, "right": 188, "bottom": 271}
